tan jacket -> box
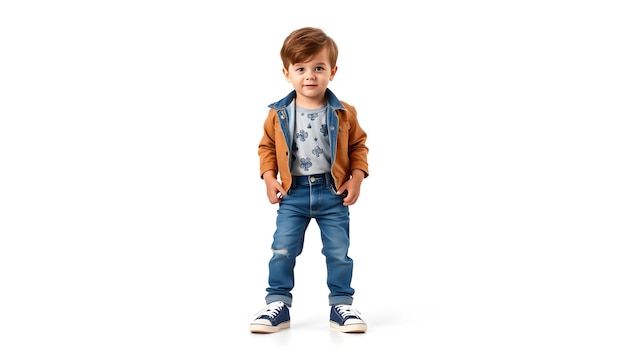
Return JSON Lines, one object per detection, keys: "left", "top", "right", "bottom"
{"left": 258, "top": 89, "right": 369, "bottom": 191}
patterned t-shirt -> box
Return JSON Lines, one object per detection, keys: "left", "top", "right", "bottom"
{"left": 291, "top": 104, "right": 331, "bottom": 176}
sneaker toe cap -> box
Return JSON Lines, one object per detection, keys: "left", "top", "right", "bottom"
{"left": 251, "top": 318, "right": 272, "bottom": 326}
{"left": 344, "top": 318, "right": 365, "bottom": 326}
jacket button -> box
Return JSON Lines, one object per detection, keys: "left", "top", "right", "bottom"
{"left": 286, "top": 152, "right": 289, "bottom": 156}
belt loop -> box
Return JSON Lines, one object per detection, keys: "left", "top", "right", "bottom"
{"left": 291, "top": 176, "right": 298, "bottom": 189}
{"left": 325, "top": 172, "right": 335, "bottom": 191}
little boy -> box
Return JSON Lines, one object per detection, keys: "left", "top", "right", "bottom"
{"left": 251, "top": 27, "right": 369, "bottom": 334}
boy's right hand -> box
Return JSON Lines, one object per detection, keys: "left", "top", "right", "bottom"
{"left": 263, "top": 171, "right": 286, "bottom": 204}
{"left": 266, "top": 181, "right": 286, "bottom": 204}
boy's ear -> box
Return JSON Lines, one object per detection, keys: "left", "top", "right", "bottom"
{"left": 282, "top": 68, "right": 291, "bottom": 83}
{"left": 329, "top": 65, "right": 338, "bottom": 81}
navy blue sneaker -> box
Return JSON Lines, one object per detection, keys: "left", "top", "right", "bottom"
{"left": 330, "top": 305, "right": 367, "bottom": 333}
{"left": 250, "top": 301, "right": 290, "bottom": 333}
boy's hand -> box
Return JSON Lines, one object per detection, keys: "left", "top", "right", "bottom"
{"left": 338, "top": 170, "right": 365, "bottom": 206}
{"left": 338, "top": 182, "right": 360, "bottom": 206}
{"left": 263, "top": 170, "right": 286, "bottom": 204}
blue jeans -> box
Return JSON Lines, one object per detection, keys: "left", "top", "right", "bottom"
{"left": 265, "top": 173, "right": 355, "bottom": 307}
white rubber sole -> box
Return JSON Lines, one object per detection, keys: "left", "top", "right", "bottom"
{"left": 330, "top": 321, "right": 367, "bottom": 333}
{"left": 249, "top": 321, "right": 290, "bottom": 333}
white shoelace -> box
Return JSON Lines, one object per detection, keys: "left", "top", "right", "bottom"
{"left": 253, "top": 301, "right": 284, "bottom": 319}
{"left": 334, "top": 304, "right": 362, "bottom": 319}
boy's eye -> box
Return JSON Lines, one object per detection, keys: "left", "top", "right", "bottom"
{"left": 295, "top": 67, "right": 305, "bottom": 72}
{"left": 315, "top": 66, "right": 325, "bottom": 72}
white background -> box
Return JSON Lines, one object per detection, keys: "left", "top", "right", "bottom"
{"left": 1, "top": 1, "right": 625, "bottom": 357}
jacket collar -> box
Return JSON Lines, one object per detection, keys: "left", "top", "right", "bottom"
{"left": 268, "top": 89, "right": 345, "bottom": 111}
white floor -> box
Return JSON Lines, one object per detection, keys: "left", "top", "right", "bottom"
{"left": 2, "top": 1, "right": 625, "bottom": 357}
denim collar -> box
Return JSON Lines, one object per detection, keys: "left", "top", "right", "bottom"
{"left": 268, "top": 88, "right": 345, "bottom": 111}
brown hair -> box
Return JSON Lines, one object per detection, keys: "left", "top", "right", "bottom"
{"left": 280, "top": 27, "right": 338, "bottom": 70}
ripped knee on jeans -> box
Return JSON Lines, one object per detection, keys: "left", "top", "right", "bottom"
{"left": 272, "top": 248, "right": 289, "bottom": 256}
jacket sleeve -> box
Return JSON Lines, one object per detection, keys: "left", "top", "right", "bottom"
{"left": 346, "top": 106, "right": 369, "bottom": 178}
{"left": 258, "top": 110, "right": 279, "bottom": 179}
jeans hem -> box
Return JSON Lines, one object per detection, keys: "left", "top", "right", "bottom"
{"left": 329, "top": 296, "right": 354, "bottom": 306}
{"left": 266, "top": 294, "right": 293, "bottom": 307}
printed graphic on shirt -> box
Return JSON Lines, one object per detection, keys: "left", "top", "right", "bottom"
{"left": 312, "top": 146, "right": 323, "bottom": 157}
{"left": 296, "top": 129, "right": 308, "bottom": 142}
{"left": 299, "top": 157, "right": 313, "bottom": 172}
{"left": 291, "top": 105, "right": 331, "bottom": 176}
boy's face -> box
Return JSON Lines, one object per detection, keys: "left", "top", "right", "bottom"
{"left": 283, "top": 48, "right": 337, "bottom": 108}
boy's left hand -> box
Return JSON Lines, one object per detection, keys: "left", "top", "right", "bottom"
{"left": 338, "top": 178, "right": 362, "bottom": 206}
